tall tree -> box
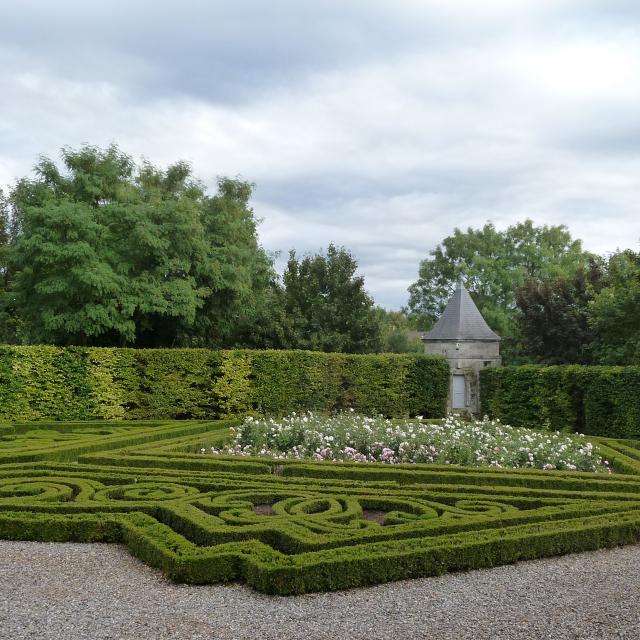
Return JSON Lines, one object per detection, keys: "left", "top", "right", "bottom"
{"left": 281, "top": 245, "right": 382, "bottom": 353}
{"left": 514, "top": 260, "right": 605, "bottom": 364}
{"left": 407, "top": 220, "right": 592, "bottom": 338}
{"left": 9, "top": 144, "right": 274, "bottom": 347}
{"left": 0, "top": 188, "right": 20, "bottom": 343}
{"left": 376, "top": 309, "right": 423, "bottom": 353}
{"left": 588, "top": 249, "right": 640, "bottom": 364}
{"left": 187, "top": 177, "right": 277, "bottom": 348}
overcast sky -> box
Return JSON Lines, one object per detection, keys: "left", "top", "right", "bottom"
{"left": 2, "top": 0, "right": 640, "bottom": 308}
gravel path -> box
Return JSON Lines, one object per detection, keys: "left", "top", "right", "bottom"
{"left": 0, "top": 541, "right": 639, "bottom": 640}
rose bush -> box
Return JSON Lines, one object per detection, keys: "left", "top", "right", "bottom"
{"left": 202, "top": 411, "right": 610, "bottom": 472}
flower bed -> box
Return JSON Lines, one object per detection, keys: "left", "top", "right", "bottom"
{"left": 204, "top": 412, "right": 610, "bottom": 472}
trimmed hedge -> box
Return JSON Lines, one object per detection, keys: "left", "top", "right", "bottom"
{"left": 0, "top": 421, "right": 639, "bottom": 594}
{"left": 0, "top": 346, "right": 449, "bottom": 421}
{"left": 480, "top": 365, "right": 640, "bottom": 439}
{"left": 0, "top": 420, "right": 233, "bottom": 464}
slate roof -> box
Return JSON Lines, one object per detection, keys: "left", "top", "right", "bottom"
{"left": 422, "top": 282, "right": 501, "bottom": 342}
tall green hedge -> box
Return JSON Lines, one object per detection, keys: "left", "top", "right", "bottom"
{"left": 480, "top": 365, "right": 640, "bottom": 439}
{"left": 0, "top": 346, "right": 449, "bottom": 421}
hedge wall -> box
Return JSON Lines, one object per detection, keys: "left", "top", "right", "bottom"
{"left": 0, "top": 346, "right": 449, "bottom": 421}
{"left": 480, "top": 365, "right": 640, "bottom": 439}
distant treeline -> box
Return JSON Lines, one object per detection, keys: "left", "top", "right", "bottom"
{"left": 0, "top": 145, "right": 417, "bottom": 354}
{"left": 1, "top": 144, "right": 638, "bottom": 365}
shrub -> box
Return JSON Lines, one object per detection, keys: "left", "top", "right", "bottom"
{"left": 480, "top": 365, "right": 640, "bottom": 439}
{"left": 0, "top": 346, "right": 449, "bottom": 421}
{"left": 211, "top": 412, "right": 609, "bottom": 472}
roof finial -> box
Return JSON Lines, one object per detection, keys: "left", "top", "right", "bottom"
{"left": 457, "top": 274, "right": 465, "bottom": 290}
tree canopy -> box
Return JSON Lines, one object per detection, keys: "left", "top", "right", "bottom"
{"left": 7, "top": 145, "right": 273, "bottom": 347}
{"left": 376, "top": 309, "right": 423, "bottom": 353}
{"left": 279, "top": 245, "right": 382, "bottom": 353}
{"left": 1, "top": 146, "right": 385, "bottom": 354}
{"left": 513, "top": 260, "right": 605, "bottom": 364}
{"left": 407, "top": 220, "right": 593, "bottom": 338}
{"left": 4, "top": 143, "right": 640, "bottom": 365}
{"left": 588, "top": 250, "right": 640, "bottom": 364}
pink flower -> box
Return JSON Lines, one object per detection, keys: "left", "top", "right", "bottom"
{"left": 380, "top": 447, "right": 396, "bottom": 463}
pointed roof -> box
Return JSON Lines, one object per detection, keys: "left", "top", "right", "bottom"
{"left": 422, "top": 281, "right": 500, "bottom": 342}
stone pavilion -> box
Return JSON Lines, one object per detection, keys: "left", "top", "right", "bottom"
{"left": 422, "top": 280, "right": 501, "bottom": 413}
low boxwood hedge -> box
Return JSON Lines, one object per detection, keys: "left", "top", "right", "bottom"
{"left": 0, "top": 420, "right": 639, "bottom": 594}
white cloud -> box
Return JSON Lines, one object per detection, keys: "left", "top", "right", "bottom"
{"left": 2, "top": 1, "right": 640, "bottom": 307}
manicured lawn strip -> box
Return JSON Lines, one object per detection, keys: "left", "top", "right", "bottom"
{"left": 590, "top": 438, "right": 640, "bottom": 475}
{"left": 5, "top": 420, "right": 172, "bottom": 434}
{"left": 0, "top": 420, "right": 234, "bottom": 464}
{"left": 78, "top": 452, "right": 272, "bottom": 475}
{"left": 77, "top": 448, "right": 640, "bottom": 492}
{"left": 127, "top": 430, "right": 232, "bottom": 453}
{"left": 0, "top": 426, "right": 147, "bottom": 458}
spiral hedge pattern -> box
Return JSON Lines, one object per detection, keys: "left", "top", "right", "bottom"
{"left": 0, "top": 419, "right": 639, "bottom": 594}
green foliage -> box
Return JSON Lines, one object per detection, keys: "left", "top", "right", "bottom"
{"left": 245, "top": 351, "right": 448, "bottom": 418}
{"left": 129, "top": 349, "right": 221, "bottom": 420}
{"left": 376, "top": 309, "right": 423, "bottom": 353}
{"left": 0, "top": 346, "right": 449, "bottom": 421}
{"left": 6, "top": 346, "right": 90, "bottom": 421}
{"left": 247, "top": 350, "right": 343, "bottom": 415}
{"left": 340, "top": 355, "right": 410, "bottom": 416}
{"left": 514, "top": 262, "right": 605, "bottom": 364}
{"left": 481, "top": 365, "right": 640, "bottom": 439}
{"left": 479, "top": 366, "right": 542, "bottom": 427}
{"left": 506, "top": 249, "right": 640, "bottom": 366}
{"left": 85, "top": 347, "right": 133, "bottom": 420}
{"left": 12, "top": 199, "right": 133, "bottom": 344}
{"left": 579, "top": 368, "right": 640, "bottom": 440}
{"left": 0, "top": 188, "right": 19, "bottom": 344}
{"left": 0, "top": 420, "right": 638, "bottom": 594}
{"left": 189, "top": 178, "right": 276, "bottom": 348}
{"left": 0, "top": 420, "right": 227, "bottom": 464}
{"left": 8, "top": 144, "right": 274, "bottom": 347}
{"left": 533, "top": 366, "right": 583, "bottom": 433}
{"left": 404, "top": 353, "right": 451, "bottom": 417}
{"left": 407, "top": 220, "right": 593, "bottom": 341}
{"left": 281, "top": 245, "right": 383, "bottom": 353}
{"left": 210, "top": 350, "right": 253, "bottom": 418}
{"left": 589, "top": 250, "right": 640, "bottom": 364}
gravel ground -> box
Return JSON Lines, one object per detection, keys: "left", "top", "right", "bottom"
{"left": 0, "top": 541, "right": 639, "bottom": 640}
